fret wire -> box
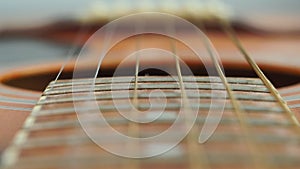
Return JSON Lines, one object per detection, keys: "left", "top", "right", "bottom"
{"left": 283, "top": 94, "right": 300, "bottom": 102}
{"left": 0, "top": 96, "right": 36, "bottom": 105}
{"left": 10, "top": 151, "right": 300, "bottom": 169}
{"left": 32, "top": 111, "right": 289, "bottom": 126}
{"left": 9, "top": 151, "right": 273, "bottom": 169}
{"left": 49, "top": 76, "right": 265, "bottom": 88}
{"left": 280, "top": 87, "right": 300, "bottom": 95}
{"left": 28, "top": 114, "right": 293, "bottom": 133}
{"left": 32, "top": 102, "right": 284, "bottom": 118}
{"left": 20, "top": 130, "right": 299, "bottom": 150}
{"left": 199, "top": 24, "right": 265, "bottom": 169}
{"left": 0, "top": 105, "right": 32, "bottom": 112}
{"left": 289, "top": 104, "right": 300, "bottom": 109}
{"left": 44, "top": 82, "right": 270, "bottom": 96}
{"left": 168, "top": 32, "right": 209, "bottom": 168}
{"left": 220, "top": 20, "right": 300, "bottom": 128}
{"left": 38, "top": 91, "right": 276, "bottom": 105}
{"left": 12, "top": 152, "right": 300, "bottom": 169}
{"left": 0, "top": 88, "right": 40, "bottom": 98}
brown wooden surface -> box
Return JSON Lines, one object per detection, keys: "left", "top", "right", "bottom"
{"left": 0, "top": 29, "right": 300, "bottom": 168}
{"left": 3, "top": 76, "right": 300, "bottom": 169}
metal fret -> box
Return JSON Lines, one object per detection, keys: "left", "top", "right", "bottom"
{"left": 289, "top": 104, "right": 300, "bottom": 109}
{"left": 44, "top": 82, "right": 269, "bottom": 96}
{"left": 7, "top": 148, "right": 300, "bottom": 169}
{"left": 31, "top": 102, "right": 284, "bottom": 117}
{"left": 38, "top": 90, "right": 276, "bottom": 105}
{"left": 32, "top": 114, "right": 291, "bottom": 128}
{"left": 283, "top": 94, "right": 300, "bottom": 102}
{"left": 27, "top": 115, "right": 292, "bottom": 133}
{"left": 0, "top": 96, "right": 36, "bottom": 105}
{"left": 20, "top": 130, "right": 300, "bottom": 149}
{"left": 49, "top": 76, "right": 265, "bottom": 88}
{"left": 0, "top": 105, "right": 32, "bottom": 112}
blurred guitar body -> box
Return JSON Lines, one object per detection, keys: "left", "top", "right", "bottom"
{"left": 0, "top": 1, "right": 300, "bottom": 169}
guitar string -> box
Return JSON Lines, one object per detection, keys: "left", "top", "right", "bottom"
{"left": 123, "top": 31, "right": 142, "bottom": 169}
{"left": 5, "top": 30, "right": 292, "bottom": 169}
{"left": 219, "top": 20, "right": 300, "bottom": 128}
{"left": 4, "top": 9, "right": 299, "bottom": 169}
{"left": 6, "top": 22, "right": 275, "bottom": 168}
{"left": 0, "top": 24, "right": 94, "bottom": 167}
{"left": 220, "top": 23, "right": 300, "bottom": 168}
{"left": 0, "top": 58, "right": 80, "bottom": 112}
{"left": 49, "top": 26, "right": 91, "bottom": 92}
{"left": 167, "top": 24, "right": 210, "bottom": 169}
{"left": 199, "top": 24, "right": 266, "bottom": 169}
{"left": 0, "top": 25, "right": 92, "bottom": 112}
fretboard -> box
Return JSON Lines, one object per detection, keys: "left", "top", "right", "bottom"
{"left": 1, "top": 76, "right": 300, "bottom": 169}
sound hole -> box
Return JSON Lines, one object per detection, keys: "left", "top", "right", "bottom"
{"left": 2, "top": 65, "right": 300, "bottom": 92}
{"left": 138, "top": 68, "right": 170, "bottom": 76}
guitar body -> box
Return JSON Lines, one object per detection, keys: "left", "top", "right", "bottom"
{"left": 0, "top": 28, "right": 300, "bottom": 153}
{"left": 1, "top": 4, "right": 300, "bottom": 167}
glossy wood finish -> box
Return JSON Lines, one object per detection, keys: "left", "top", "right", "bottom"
{"left": 0, "top": 26, "right": 300, "bottom": 168}
{"left": 0, "top": 28, "right": 299, "bottom": 168}
{"left": 0, "top": 83, "right": 39, "bottom": 152}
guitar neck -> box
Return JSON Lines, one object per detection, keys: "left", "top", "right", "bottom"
{"left": 2, "top": 76, "right": 300, "bottom": 169}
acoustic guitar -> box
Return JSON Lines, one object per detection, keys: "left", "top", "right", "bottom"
{"left": 0, "top": 1, "right": 300, "bottom": 169}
